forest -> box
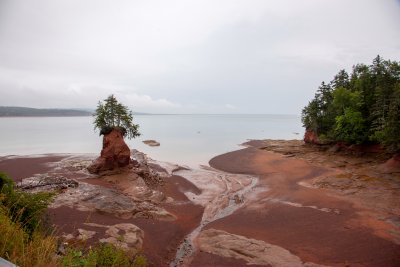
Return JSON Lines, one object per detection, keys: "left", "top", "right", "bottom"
{"left": 302, "top": 55, "right": 400, "bottom": 152}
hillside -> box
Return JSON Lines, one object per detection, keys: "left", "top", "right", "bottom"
{"left": 0, "top": 106, "right": 92, "bottom": 117}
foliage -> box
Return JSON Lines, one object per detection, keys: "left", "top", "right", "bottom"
{"left": 93, "top": 95, "right": 140, "bottom": 139}
{"left": 62, "top": 243, "right": 147, "bottom": 267}
{"left": 0, "top": 173, "right": 59, "bottom": 267}
{"left": 0, "top": 172, "right": 54, "bottom": 236}
{"left": 302, "top": 56, "right": 400, "bottom": 151}
{"left": 132, "top": 255, "right": 148, "bottom": 267}
{"left": 334, "top": 109, "right": 366, "bottom": 144}
{"left": 0, "top": 206, "right": 59, "bottom": 267}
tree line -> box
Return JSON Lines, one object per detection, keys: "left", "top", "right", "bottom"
{"left": 302, "top": 55, "right": 400, "bottom": 152}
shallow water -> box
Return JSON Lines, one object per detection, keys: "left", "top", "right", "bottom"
{"left": 0, "top": 114, "right": 303, "bottom": 167}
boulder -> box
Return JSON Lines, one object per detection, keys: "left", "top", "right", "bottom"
{"left": 88, "top": 129, "right": 131, "bottom": 174}
{"left": 142, "top": 140, "right": 160, "bottom": 147}
{"left": 303, "top": 130, "right": 320, "bottom": 144}
{"left": 197, "top": 229, "right": 322, "bottom": 267}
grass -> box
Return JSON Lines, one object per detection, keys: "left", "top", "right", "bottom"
{"left": 0, "top": 198, "right": 60, "bottom": 267}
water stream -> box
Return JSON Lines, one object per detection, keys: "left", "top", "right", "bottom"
{"left": 169, "top": 168, "right": 259, "bottom": 267}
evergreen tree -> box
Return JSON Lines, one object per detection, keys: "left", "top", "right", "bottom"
{"left": 331, "top": 69, "right": 350, "bottom": 89}
{"left": 380, "top": 84, "right": 400, "bottom": 152}
{"left": 93, "top": 95, "right": 140, "bottom": 139}
{"left": 302, "top": 56, "right": 400, "bottom": 152}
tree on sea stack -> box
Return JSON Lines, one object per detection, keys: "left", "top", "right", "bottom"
{"left": 88, "top": 95, "right": 140, "bottom": 174}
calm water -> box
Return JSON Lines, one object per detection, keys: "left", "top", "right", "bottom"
{"left": 0, "top": 115, "right": 303, "bottom": 167}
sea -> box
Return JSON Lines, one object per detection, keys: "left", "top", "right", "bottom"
{"left": 0, "top": 114, "right": 303, "bottom": 167}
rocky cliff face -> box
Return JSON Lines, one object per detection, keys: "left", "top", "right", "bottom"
{"left": 303, "top": 129, "right": 320, "bottom": 144}
{"left": 88, "top": 129, "right": 131, "bottom": 174}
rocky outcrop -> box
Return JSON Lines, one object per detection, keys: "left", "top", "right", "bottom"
{"left": 17, "top": 174, "right": 78, "bottom": 192}
{"left": 88, "top": 129, "right": 131, "bottom": 174}
{"left": 50, "top": 181, "right": 175, "bottom": 220}
{"left": 64, "top": 223, "right": 144, "bottom": 253}
{"left": 303, "top": 129, "right": 320, "bottom": 144}
{"left": 197, "top": 229, "right": 326, "bottom": 267}
{"left": 379, "top": 154, "right": 400, "bottom": 174}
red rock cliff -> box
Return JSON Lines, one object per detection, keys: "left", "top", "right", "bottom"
{"left": 303, "top": 129, "right": 320, "bottom": 144}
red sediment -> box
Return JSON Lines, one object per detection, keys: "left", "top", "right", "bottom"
{"left": 0, "top": 155, "right": 67, "bottom": 182}
{"left": 379, "top": 153, "right": 400, "bottom": 173}
{"left": 207, "top": 146, "right": 400, "bottom": 267}
{"left": 161, "top": 175, "right": 202, "bottom": 201}
{"left": 191, "top": 251, "right": 269, "bottom": 267}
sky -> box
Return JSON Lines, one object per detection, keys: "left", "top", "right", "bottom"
{"left": 0, "top": 0, "right": 399, "bottom": 114}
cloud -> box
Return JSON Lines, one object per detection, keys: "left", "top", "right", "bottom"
{"left": 224, "top": 104, "right": 236, "bottom": 110}
{"left": 119, "top": 93, "right": 180, "bottom": 110}
{"left": 0, "top": 0, "right": 399, "bottom": 114}
{"left": 0, "top": 76, "right": 180, "bottom": 112}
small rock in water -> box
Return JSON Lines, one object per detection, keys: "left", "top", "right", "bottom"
{"left": 143, "top": 140, "right": 160, "bottom": 147}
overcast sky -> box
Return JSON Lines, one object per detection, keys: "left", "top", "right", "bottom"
{"left": 0, "top": 0, "right": 399, "bottom": 114}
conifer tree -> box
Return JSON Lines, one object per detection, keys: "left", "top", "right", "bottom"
{"left": 302, "top": 56, "right": 400, "bottom": 152}
{"left": 93, "top": 95, "right": 140, "bottom": 139}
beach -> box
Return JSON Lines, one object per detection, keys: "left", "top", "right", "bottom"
{"left": 0, "top": 140, "right": 399, "bottom": 266}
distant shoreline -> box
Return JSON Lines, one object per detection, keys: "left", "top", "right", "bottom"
{"left": 0, "top": 115, "right": 92, "bottom": 118}
{"left": 0, "top": 106, "right": 92, "bottom": 117}
{"left": 0, "top": 106, "right": 300, "bottom": 117}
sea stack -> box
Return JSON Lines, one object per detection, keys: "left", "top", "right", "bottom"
{"left": 87, "top": 128, "right": 131, "bottom": 174}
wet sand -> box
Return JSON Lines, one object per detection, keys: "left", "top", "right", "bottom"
{"left": 0, "top": 155, "right": 67, "bottom": 182}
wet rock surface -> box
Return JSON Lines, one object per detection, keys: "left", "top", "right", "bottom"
{"left": 99, "top": 223, "right": 144, "bottom": 252}
{"left": 169, "top": 166, "right": 257, "bottom": 266}
{"left": 15, "top": 151, "right": 177, "bottom": 251}
{"left": 197, "top": 229, "right": 326, "bottom": 267}
{"left": 256, "top": 140, "right": 400, "bottom": 220}
{"left": 17, "top": 174, "right": 78, "bottom": 192}
{"left": 50, "top": 182, "right": 174, "bottom": 220}
{"left": 63, "top": 223, "right": 144, "bottom": 253}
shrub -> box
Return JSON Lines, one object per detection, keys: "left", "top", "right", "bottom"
{"left": 63, "top": 243, "right": 147, "bottom": 267}
{"left": 0, "top": 172, "right": 54, "bottom": 236}
{"left": 334, "top": 109, "right": 367, "bottom": 144}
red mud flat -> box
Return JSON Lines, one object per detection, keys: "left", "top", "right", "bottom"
{"left": 0, "top": 155, "right": 67, "bottom": 182}
{"left": 204, "top": 145, "right": 400, "bottom": 267}
{"left": 3, "top": 147, "right": 399, "bottom": 267}
{"left": 191, "top": 251, "right": 268, "bottom": 267}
